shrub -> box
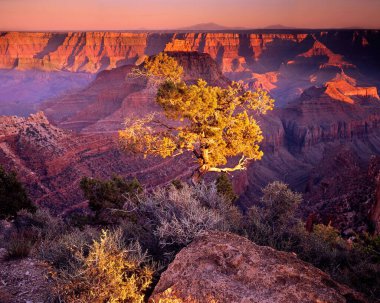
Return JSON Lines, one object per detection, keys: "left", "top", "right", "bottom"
{"left": 0, "top": 209, "right": 67, "bottom": 260}
{"left": 216, "top": 173, "right": 237, "bottom": 203}
{"left": 38, "top": 227, "right": 99, "bottom": 271}
{"left": 14, "top": 208, "right": 66, "bottom": 240}
{"left": 80, "top": 176, "right": 142, "bottom": 215}
{"left": 55, "top": 229, "right": 154, "bottom": 303}
{"left": 0, "top": 165, "right": 36, "bottom": 219}
{"left": 123, "top": 182, "right": 241, "bottom": 249}
{"left": 245, "top": 181, "right": 302, "bottom": 250}
{"left": 244, "top": 181, "right": 380, "bottom": 300}
{"left": 4, "top": 229, "right": 36, "bottom": 259}
{"left": 260, "top": 181, "right": 302, "bottom": 228}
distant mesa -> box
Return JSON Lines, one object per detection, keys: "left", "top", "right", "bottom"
{"left": 178, "top": 23, "right": 297, "bottom": 31}
{"left": 300, "top": 71, "right": 380, "bottom": 104}
{"left": 324, "top": 72, "right": 380, "bottom": 103}
{"left": 178, "top": 23, "right": 246, "bottom": 31}
{"left": 263, "top": 24, "right": 297, "bottom": 30}
{"left": 290, "top": 39, "right": 356, "bottom": 69}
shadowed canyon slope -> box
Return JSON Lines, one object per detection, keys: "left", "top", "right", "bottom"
{"left": 1, "top": 31, "right": 380, "bottom": 233}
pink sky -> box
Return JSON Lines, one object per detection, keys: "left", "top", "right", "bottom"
{"left": 0, "top": 0, "right": 379, "bottom": 31}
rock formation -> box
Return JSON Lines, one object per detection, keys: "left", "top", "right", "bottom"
{"left": 150, "top": 231, "right": 367, "bottom": 303}
{"left": 41, "top": 52, "right": 229, "bottom": 132}
{"left": 0, "top": 112, "right": 195, "bottom": 213}
{"left": 1, "top": 31, "right": 379, "bottom": 75}
{"left": 1, "top": 35, "right": 380, "bottom": 233}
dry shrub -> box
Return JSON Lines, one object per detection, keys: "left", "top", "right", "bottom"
{"left": 55, "top": 229, "right": 154, "bottom": 303}
{"left": 124, "top": 182, "right": 242, "bottom": 248}
{"left": 38, "top": 227, "right": 99, "bottom": 271}
{"left": 15, "top": 208, "right": 67, "bottom": 241}
{"left": 4, "top": 229, "right": 36, "bottom": 259}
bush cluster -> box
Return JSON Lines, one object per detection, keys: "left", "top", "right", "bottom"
{"left": 1, "top": 172, "right": 379, "bottom": 301}
{"left": 55, "top": 230, "right": 154, "bottom": 303}
{"left": 0, "top": 165, "right": 36, "bottom": 219}
{"left": 244, "top": 181, "right": 380, "bottom": 300}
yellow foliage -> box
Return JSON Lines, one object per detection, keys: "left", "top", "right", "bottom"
{"left": 314, "top": 223, "right": 345, "bottom": 246}
{"left": 121, "top": 53, "right": 274, "bottom": 179}
{"left": 129, "top": 52, "right": 183, "bottom": 85}
{"left": 56, "top": 230, "right": 153, "bottom": 303}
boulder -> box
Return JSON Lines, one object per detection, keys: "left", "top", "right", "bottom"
{"left": 150, "top": 231, "right": 367, "bottom": 303}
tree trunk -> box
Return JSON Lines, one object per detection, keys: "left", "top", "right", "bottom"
{"left": 191, "top": 169, "right": 203, "bottom": 186}
{"left": 191, "top": 164, "right": 209, "bottom": 185}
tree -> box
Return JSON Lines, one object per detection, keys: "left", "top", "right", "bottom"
{"left": 120, "top": 52, "right": 274, "bottom": 182}
{"left": 0, "top": 165, "right": 36, "bottom": 219}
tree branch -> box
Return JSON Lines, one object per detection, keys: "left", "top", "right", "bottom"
{"left": 208, "top": 155, "right": 250, "bottom": 173}
{"left": 151, "top": 119, "right": 177, "bottom": 131}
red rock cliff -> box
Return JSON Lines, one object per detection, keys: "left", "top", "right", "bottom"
{"left": 1, "top": 31, "right": 379, "bottom": 74}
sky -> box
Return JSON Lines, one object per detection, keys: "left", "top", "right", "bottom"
{"left": 0, "top": 0, "right": 379, "bottom": 31}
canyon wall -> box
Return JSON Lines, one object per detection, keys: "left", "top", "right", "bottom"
{"left": 1, "top": 31, "right": 379, "bottom": 74}
{"left": 1, "top": 33, "right": 380, "bottom": 233}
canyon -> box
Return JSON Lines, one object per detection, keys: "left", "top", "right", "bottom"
{"left": 1, "top": 31, "right": 379, "bottom": 75}
{"left": 1, "top": 30, "right": 380, "bottom": 233}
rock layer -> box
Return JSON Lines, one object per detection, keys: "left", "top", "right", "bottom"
{"left": 0, "top": 112, "right": 195, "bottom": 212}
{"left": 1, "top": 31, "right": 379, "bottom": 74}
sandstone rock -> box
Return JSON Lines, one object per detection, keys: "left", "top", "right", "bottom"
{"left": 150, "top": 231, "right": 367, "bottom": 303}
{"left": 1, "top": 31, "right": 379, "bottom": 75}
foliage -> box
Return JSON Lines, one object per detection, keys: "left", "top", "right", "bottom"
{"left": 0, "top": 165, "right": 36, "bottom": 219}
{"left": 260, "top": 181, "right": 302, "bottom": 229}
{"left": 245, "top": 181, "right": 302, "bottom": 250}
{"left": 216, "top": 173, "right": 237, "bottom": 203}
{"left": 80, "top": 176, "right": 142, "bottom": 214}
{"left": 1, "top": 209, "right": 67, "bottom": 260}
{"left": 244, "top": 181, "right": 380, "bottom": 300}
{"left": 14, "top": 208, "right": 66, "bottom": 239}
{"left": 120, "top": 53, "right": 274, "bottom": 182}
{"left": 38, "top": 227, "right": 99, "bottom": 271}
{"left": 4, "top": 229, "right": 36, "bottom": 259}
{"left": 129, "top": 52, "right": 183, "bottom": 85}
{"left": 136, "top": 183, "right": 240, "bottom": 248}
{"left": 55, "top": 229, "right": 154, "bottom": 303}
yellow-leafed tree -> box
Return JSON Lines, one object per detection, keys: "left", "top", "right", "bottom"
{"left": 120, "top": 52, "right": 274, "bottom": 182}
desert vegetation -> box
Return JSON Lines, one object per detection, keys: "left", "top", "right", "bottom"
{"left": 0, "top": 165, "right": 36, "bottom": 220}
{"left": 1, "top": 169, "right": 379, "bottom": 301}
{"left": 1, "top": 52, "right": 380, "bottom": 302}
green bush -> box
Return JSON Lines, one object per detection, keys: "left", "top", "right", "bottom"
{"left": 0, "top": 165, "right": 36, "bottom": 219}
{"left": 244, "top": 181, "right": 380, "bottom": 300}
{"left": 80, "top": 176, "right": 142, "bottom": 215}
{"left": 245, "top": 181, "right": 302, "bottom": 250}
{"left": 216, "top": 173, "right": 237, "bottom": 203}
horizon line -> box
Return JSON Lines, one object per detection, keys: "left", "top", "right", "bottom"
{"left": 1, "top": 27, "right": 379, "bottom": 33}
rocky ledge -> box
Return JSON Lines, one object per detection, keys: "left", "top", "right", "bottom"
{"left": 150, "top": 231, "right": 367, "bottom": 303}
